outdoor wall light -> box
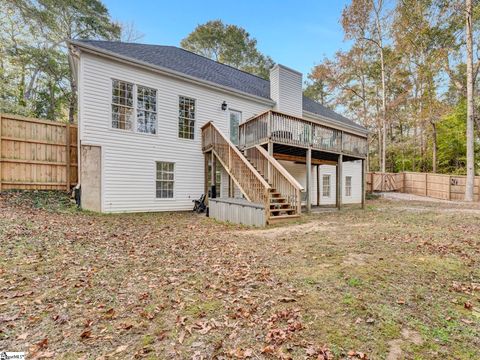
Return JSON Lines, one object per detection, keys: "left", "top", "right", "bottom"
{"left": 221, "top": 101, "right": 227, "bottom": 111}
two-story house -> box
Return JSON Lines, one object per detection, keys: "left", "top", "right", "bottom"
{"left": 69, "top": 40, "right": 368, "bottom": 225}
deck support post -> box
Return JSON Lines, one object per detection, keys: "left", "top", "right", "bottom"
{"left": 316, "top": 164, "right": 320, "bottom": 206}
{"left": 336, "top": 154, "right": 343, "bottom": 209}
{"left": 210, "top": 151, "right": 217, "bottom": 199}
{"left": 204, "top": 153, "right": 209, "bottom": 204}
{"left": 361, "top": 158, "right": 366, "bottom": 209}
{"left": 229, "top": 175, "right": 234, "bottom": 197}
{"left": 267, "top": 141, "right": 273, "bottom": 183}
{"left": 306, "top": 148, "right": 312, "bottom": 213}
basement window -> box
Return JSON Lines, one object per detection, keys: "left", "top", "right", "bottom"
{"left": 112, "top": 80, "right": 134, "bottom": 130}
{"left": 322, "top": 175, "right": 331, "bottom": 197}
{"left": 345, "top": 176, "right": 352, "bottom": 197}
{"left": 156, "top": 162, "right": 175, "bottom": 198}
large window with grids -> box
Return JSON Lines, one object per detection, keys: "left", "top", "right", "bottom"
{"left": 345, "top": 176, "right": 352, "bottom": 197}
{"left": 112, "top": 80, "right": 157, "bottom": 134}
{"left": 178, "top": 96, "right": 196, "bottom": 139}
{"left": 112, "top": 80, "right": 134, "bottom": 130}
{"left": 137, "top": 86, "right": 157, "bottom": 134}
{"left": 156, "top": 162, "right": 174, "bottom": 198}
{"left": 322, "top": 175, "right": 331, "bottom": 197}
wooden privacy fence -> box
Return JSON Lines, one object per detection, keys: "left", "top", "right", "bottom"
{"left": 367, "top": 171, "right": 480, "bottom": 201}
{"left": 0, "top": 113, "right": 78, "bottom": 191}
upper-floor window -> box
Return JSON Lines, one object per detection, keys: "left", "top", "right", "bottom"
{"left": 178, "top": 96, "right": 195, "bottom": 139}
{"left": 345, "top": 176, "right": 352, "bottom": 197}
{"left": 111, "top": 79, "right": 157, "bottom": 135}
{"left": 112, "top": 80, "right": 134, "bottom": 131}
{"left": 137, "top": 86, "right": 157, "bottom": 134}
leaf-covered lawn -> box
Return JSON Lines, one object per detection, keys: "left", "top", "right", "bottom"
{"left": 0, "top": 191, "right": 479, "bottom": 359}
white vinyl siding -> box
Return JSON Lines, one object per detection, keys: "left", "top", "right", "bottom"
{"left": 270, "top": 65, "right": 303, "bottom": 117}
{"left": 318, "top": 162, "right": 362, "bottom": 205}
{"left": 78, "top": 53, "right": 363, "bottom": 213}
{"left": 277, "top": 160, "right": 317, "bottom": 205}
{"left": 342, "top": 161, "right": 362, "bottom": 204}
{"left": 79, "top": 52, "right": 269, "bottom": 212}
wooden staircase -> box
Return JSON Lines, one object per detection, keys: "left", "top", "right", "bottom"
{"left": 202, "top": 121, "right": 304, "bottom": 225}
{"left": 246, "top": 156, "right": 303, "bottom": 224}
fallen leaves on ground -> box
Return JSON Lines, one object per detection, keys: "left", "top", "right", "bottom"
{"left": 0, "top": 191, "right": 479, "bottom": 358}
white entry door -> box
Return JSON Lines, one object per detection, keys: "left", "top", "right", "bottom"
{"left": 229, "top": 110, "right": 241, "bottom": 145}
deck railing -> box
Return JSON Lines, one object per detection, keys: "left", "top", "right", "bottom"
{"left": 239, "top": 110, "right": 367, "bottom": 157}
{"left": 342, "top": 132, "right": 368, "bottom": 156}
{"left": 245, "top": 145, "right": 304, "bottom": 214}
{"left": 202, "top": 121, "right": 271, "bottom": 205}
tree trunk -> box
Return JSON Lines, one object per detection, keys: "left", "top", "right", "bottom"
{"left": 68, "top": 74, "right": 76, "bottom": 123}
{"left": 373, "top": 2, "right": 387, "bottom": 173}
{"left": 431, "top": 121, "right": 437, "bottom": 173}
{"left": 465, "top": 0, "right": 475, "bottom": 201}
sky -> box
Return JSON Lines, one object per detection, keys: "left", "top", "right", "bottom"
{"left": 102, "top": 0, "right": 352, "bottom": 77}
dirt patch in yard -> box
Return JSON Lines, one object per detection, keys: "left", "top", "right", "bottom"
{"left": 242, "top": 221, "right": 372, "bottom": 240}
{"left": 0, "top": 191, "right": 479, "bottom": 359}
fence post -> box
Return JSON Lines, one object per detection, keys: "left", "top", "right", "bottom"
{"left": 448, "top": 175, "right": 452, "bottom": 200}
{"left": 425, "top": 173, "right": 428, "bottom": 196}
{"left": 0, "top": 114, "right": 2, "bottom": 193}
{"left": 402, "top": 172, "right": 406, "bottom": 193}
{"left": 66, "top": 123, "right": 71, "bottom": 192}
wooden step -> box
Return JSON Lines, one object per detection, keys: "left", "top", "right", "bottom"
{"left": 270, "top": 208, "right": 296, "bottom": 214}
{"left": 267, "top": 214, "right": 301, "bottom": 225}
{"left": 270, "top": 197, "right": 287, "bottom": 203}
{"left": 270, "top": 203, "right": 291, "bottom": 209}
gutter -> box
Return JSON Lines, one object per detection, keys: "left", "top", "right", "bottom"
{"left": 69, "top": 40, "right": 276, "bottom": 107}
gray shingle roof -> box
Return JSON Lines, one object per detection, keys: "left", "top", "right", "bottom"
{"left": 75, "top": 40, "right": 366, "bottom": 133}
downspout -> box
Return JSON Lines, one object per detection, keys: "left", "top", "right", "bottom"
{"left": 68, "top": 45, "right": 82, "bottom": 206}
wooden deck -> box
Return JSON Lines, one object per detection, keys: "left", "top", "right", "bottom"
{"left": 238, "top": 110, "right": 367, "bottom": 159}
{"left": 202, "top": 111, "right": 368, "bottom": 226}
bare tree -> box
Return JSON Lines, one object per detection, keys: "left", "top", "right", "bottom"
{"left": 119, "top": 21, "right": 144, "bottom": 43}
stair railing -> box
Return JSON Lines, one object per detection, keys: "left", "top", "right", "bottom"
{"left": 244, "top": 145, "right": 304, "bottom": 215}
{"left": 201, "top": 121, "right": 271, "bottom": 206}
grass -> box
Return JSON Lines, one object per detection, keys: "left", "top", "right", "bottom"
{"left": 0, "top": 190, "right": 479, "bottom": 359}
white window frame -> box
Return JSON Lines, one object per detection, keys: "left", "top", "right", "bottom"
{"left": 322, "top": 174, "right": 331, "bottom": 197}
{"left": 111, "top": 79, "right": 134, "bottom": 131}
{"left": 178, "top": 95, "right": 196, "bottom": 140}
{"left": 111, "top": 79, "right": 158, "bottom": 135}
{"left": 345, "top": 176, "right": 352, "bottom": 197}
{"left": 136, "top": 84, "right": 158, "bottom": 134}
{"left": 156, "top": 162, "right": 175, "bottom": 199}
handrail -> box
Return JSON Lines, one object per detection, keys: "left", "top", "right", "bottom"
{"left": 245, "top": 145, "right": 303, "bottom": 215}
{"left": 253, "top": 145, "right": 304, "bottom": 191}
{"left": 202, "top": 121, "right": 271, "bottom": 206}
{"left": 208, "top": 122, "right": 270, "bottom": 189}
{"left": 242, "top": 109, "right": 271, "bottom": 126}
